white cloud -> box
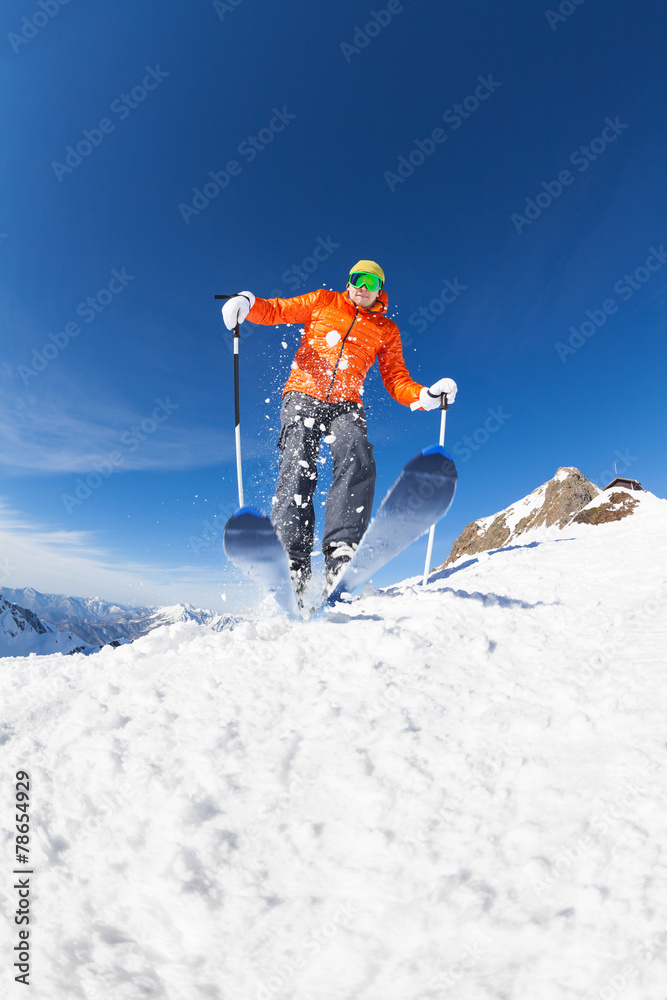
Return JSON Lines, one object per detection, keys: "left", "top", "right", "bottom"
{"left": 0, "top": 499, "right": 243, "bottom": 612}
{"left": 0, "top": 381, "right": 232, "bottom": 474}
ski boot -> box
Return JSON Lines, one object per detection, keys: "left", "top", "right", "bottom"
{"left": 324, "top": 541, "right": 356, "bottom": 591}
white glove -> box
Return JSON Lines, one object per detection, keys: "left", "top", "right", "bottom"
{"left": 412, "top": 377, "right": 458, "bottom": 411}
{"left": 221, "top": 291, "right": 255, "bottom": 331}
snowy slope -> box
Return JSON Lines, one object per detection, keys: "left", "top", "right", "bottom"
{"left": 1, "top": 493, "right": 666, "bottom": 999}
{"left": 0, "top": 597, "right": 91, "bottom": 657}
{"left": 473, "top": 465, "right": 577, "bottom": 535}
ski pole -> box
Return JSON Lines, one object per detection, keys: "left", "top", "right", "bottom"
{"left": 422, "top": 393, "right": 448, "bottom": 586}
{"left": 215, "top": 295, "right": 244, "bottom": 508}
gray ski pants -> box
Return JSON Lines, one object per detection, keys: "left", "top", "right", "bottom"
{"left": 272, "top": 391, "right": 376, "bottom": 564}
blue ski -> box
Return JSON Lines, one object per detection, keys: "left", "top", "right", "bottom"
{"left": 325, "top": 445, "right": 457, "bottom": 606}
{"left": 223, "top": 506, "right": 301, "bottom": 619}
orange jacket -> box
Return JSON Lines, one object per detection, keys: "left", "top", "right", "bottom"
{"left": 247, "top": 288, "right": 423, "bottom": 407}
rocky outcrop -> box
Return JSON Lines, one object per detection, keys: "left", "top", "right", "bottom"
{"left": 440, "top": 467, "right": 600, "bottom": 568}
{"left": 571, "top": 491, "right": 640, "bottom": 525}
{"left": 516, "top": 468, "right": 601, "bottom": 531}
{"left": 444, "top": 516, "right": 512, "bottom": 566}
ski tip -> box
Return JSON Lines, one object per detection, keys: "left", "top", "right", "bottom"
{"left": 421, "top": 444, "right": 454, "bottom": 461}
{"left": 232, "top": 504, "right": 266, "bottom": 519}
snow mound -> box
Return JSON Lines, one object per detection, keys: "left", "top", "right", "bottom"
{"left": 570, "top": 484, "right": 659, "bottom": 526}
{"left": 1, "top": 503, "right": 666, "bottom": 998}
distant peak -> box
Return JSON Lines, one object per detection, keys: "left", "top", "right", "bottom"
{"left": 438, "top": 466, "right": 600, "bottom": 569}
{"left": 553, "top": 466, "right": 587, "bottom": 482}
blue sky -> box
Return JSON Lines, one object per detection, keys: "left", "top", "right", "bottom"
{"left": 1, "top": 0, "right": 666, "bottom": 613}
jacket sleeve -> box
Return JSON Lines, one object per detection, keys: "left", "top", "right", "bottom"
{"left": 377, "top": 323, "right": 424, "bottom": 407}
{"left": 247, "top": 288, "right": 333, "bottom": 326}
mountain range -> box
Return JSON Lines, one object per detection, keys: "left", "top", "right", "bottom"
{"left": 0, "top": 588, "right": 235, "bottom": 657}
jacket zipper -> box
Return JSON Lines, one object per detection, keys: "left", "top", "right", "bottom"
{"left": 325, "top": 306, "right": 359, "bottom": 403}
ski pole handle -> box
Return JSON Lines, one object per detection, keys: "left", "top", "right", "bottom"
{"left": 410, "top": 390, "right": 450, "bottom": 413}
{"left": 438, "top": 393, "right": 448, "bottom": 447}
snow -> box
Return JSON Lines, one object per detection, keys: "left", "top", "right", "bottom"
{"left": 0, "top": 600, "right": 90, "bottom": 657}
{"left": 554, "top": 467, "right": 574, "bottom": 483}
{"left": 474, "top": 481, "right": 549, "bottom": 537}
{"left": 1, "top": 495, "right": 666, "bottom": 998}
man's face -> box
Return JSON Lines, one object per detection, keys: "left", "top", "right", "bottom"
{"left": 347, "top": 282, "right": 381, "bottom": 309}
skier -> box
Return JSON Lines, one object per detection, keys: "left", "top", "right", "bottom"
{"left": 222, "top": 260, "right": 457, "bottom": 593}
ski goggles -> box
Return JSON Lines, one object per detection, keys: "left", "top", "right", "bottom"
{"left": 349, "top": 271, "right": 383, "bottom": 291}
